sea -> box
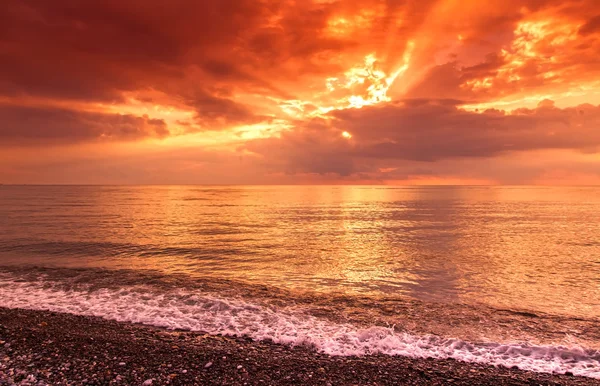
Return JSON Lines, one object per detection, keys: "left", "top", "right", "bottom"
{"left": 0, "top": 185, "right": 599, "bottom": 378}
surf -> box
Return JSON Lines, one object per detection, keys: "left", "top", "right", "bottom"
{"left": 1, "top": 275, "right": 598, "bottom": 379}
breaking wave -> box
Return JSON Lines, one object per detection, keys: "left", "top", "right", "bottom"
{"left": 0, "top": 276, "right": 598, "bottom": 379}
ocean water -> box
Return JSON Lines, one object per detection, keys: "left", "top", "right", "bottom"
{"left": 0, "top": 185, "right": 599, "bottom": 378}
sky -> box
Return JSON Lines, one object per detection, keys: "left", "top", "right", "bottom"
{"left": 2, "top": 0, "right": 600, "bottom": 185}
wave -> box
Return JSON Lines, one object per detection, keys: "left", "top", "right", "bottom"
{"left": 0, "top": 276, "right": 598, "bottom": 379}
{"left": 0, "top": 239, "right": 257, "bottom": 259}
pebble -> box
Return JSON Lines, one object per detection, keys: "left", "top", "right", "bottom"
{"left": 0, "top": 307, "right": 595, "bottom": 386}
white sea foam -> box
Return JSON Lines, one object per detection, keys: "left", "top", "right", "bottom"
{"left": 1, "top": 278, "right": 599, "bottom": 379}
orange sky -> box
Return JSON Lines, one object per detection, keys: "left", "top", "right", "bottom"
{"left": 2, "top": 0, "right": 600, "bottom": 184}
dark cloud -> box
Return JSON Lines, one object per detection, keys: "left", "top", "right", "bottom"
{"left": 0, "top": 0, "right": 341, "bottom": 128}
{"left": 335, "top": 101, "right": 600, "bottom": 160}
{"left": 0, "top": 105, "right": 169, "bottom": 144}
{"left": 244, "top": 118, "right": 360, "bottom": 175}
{"left": 3, "top": 0, "right": 422, "bottom": 132}
{"left": 579, "top": 15, "right": 600, "bottom": 35}
{"left": 184, "top": 90, "right": 267, "bottom": 128}
{"left": 245, "top": 100, "right": 600, "bottom": 175}
{"left": 0, "top": 1, "right": 353, "bottom": 91}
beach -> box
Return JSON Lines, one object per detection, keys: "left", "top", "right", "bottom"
{"left": 3, "top": 0, "right": 600, "bottom": 380}
{"left": 2, "top": 186, "right": 600, "bottom": 384}
{"left": 1, "top": 307, "right": 598, "bottom": 386}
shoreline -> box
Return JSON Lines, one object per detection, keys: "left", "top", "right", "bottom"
{"left": 0, "top": 307, "right": 598, "bottom": 385}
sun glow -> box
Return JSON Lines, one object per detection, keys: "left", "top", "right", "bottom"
{"left": 330, "top": 44, "right": 414, "bottom": 109}
{"left": 277, "top": 42, "right": 415, "bottom": 119}
{"left": 342, "top": 131, "right": 352, "bottom": 139}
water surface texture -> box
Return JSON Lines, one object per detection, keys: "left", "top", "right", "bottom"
{"left": 1, "top": 186, "right": 599, "bottom": 377}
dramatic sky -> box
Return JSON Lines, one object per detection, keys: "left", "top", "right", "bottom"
{"left": 2, "top": 0, "right": 600, "bottom": 184}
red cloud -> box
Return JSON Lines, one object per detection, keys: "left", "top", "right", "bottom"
{"left": 245, "top": 100, "right": 600, "bottom": 175}
{"left": 2, "top": 0, "right": 600, "bottom": 183}
{"left": 0, "top": 105, "right": 169, "bottom": 144}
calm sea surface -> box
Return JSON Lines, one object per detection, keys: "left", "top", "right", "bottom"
{"left": 1, "top": 186, "right": 599, "bottom": 377}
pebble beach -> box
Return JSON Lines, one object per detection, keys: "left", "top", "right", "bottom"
{"left": 1, "top": 308, "right": 598, "bottom": 386}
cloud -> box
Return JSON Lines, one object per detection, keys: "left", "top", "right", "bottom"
{"left": 0, "top": 0, "right": 436, "bottom": 132}
{"left": 579, "top": 15, "right": 600, "bottom": 35}
{"left": 245, "top": 100, "right": 600, "bottom": 175}
{"left": 1, "top": 0, "right": 337, "bottom": 128}
{"left": 2, "top": 0, "right": 600, "bottom": 184}
{"left": 0, "top": 105, "right": 169, "bottom": 144}
{"left": 398, "top": 1, "right": 600, "bottom": 104}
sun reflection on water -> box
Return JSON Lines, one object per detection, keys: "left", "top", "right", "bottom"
{"left": 0, "top": 185, "right": 599, "bottom": 318}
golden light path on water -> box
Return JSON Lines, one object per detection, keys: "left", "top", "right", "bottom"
{"left": 1, "top": 185, "right": 598, "bottom": 319}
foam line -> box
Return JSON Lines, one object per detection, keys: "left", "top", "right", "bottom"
{"left": 1, "top": 278, "right": 598, "bottom": 379}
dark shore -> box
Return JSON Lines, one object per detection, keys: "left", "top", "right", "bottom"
{"left": 0, "top": 308, "right": 598, "bottom": 386}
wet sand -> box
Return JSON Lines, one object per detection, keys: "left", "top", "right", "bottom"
{"left": 0, "top": 307, "right": 598, "bottom": 386}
